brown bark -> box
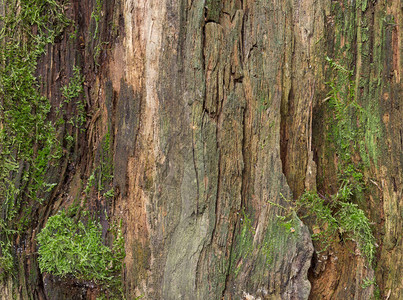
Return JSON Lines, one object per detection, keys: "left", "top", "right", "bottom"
{"left": 0, "top": 0, "right": 402, "bottom": 299}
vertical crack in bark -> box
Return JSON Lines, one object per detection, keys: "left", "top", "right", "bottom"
{"left": 280, "top": 6, "right": 293, "bottom": 188}
{"left": 211, "top": 134, "right": 221, "bottom": 242}
{"left": 191, "top": 112, "right": 200, "bottom": 215}
{"left": 195, "top": 107, "right": 209, "bottom": 291}
{"left": 222, "top": 9, "right": 247, "bottom": 294}
{"left": 221, "top": 222, "right": 235, "bottom": 299}
{"left": 221, "top": 101, "right": 247, "bottom": 299}
{"left": 280, "top": 86, "right": 291, "bottom": 178}
{"left": 304, "top": 80, "right": 317, "bottom": 192}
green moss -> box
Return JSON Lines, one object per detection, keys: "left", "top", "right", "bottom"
{"left": 0, "top": 240, "right": 13, "bottom": 280}
{"left": 358, "top": 0, "right": 368, "bottom": 12}
{"left": 372, "top": 286, "right": 381, "bottom": 300}
{"left": 131, "top": 240, "right": 151, "bottom": 284}
{"left": 360, "top": 102, "right": 382, "bottom": 167}
{"left": 59, "top": 65, "right": 85, "bottom": 132}
{"left": 62, "top": 66, "right": 84, "bottom": 102}
{"left": 230, "top": 210, "right": 255, "bottom": 277}
{"left": 297, "top": 190, "right": 375, "bottom": 264}
{"left": 337, "top": 201, "right": 375, "bottom": 262}
{"left": 257, "top": 91, "right": 271, "bottom": 113}
{"left": 325, "top": 57, "right": 365, "bottom": 196}
{"left": 0, "top": 0, "right": 69, "bottom": 277}
{"left": 303, "top": 56, "right": 377, "bottom": 265}
{"left": 231, "top": 204, "right": 300, "bottom": 278}
{"left": 90, "top": 0, "right": 104, "bottom": 66}
{"left": 37, "top": 209, "right": 125, "bottom": 292}
{"left": 98, "top": 127, "right": 114, "bottom": 194}
{"left": 81, "top": 127, "right": 115, "bottom": 199}
{"left": 205, "top": 0, "right": 221, "bottom": 22}
{"left": 261, "top": 213, "right": 299, "bottom": 268}
{"left": 78, "top": 127, "right": 114, "bottom": 201}
{"left": 91, "top": 0, "right": 103, "bottom": 40}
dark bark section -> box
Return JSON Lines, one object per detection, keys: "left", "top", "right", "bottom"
{"left": 114, "top": 80, "right": 140, "bottom": 198}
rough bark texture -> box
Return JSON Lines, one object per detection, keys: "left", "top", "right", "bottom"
{"left": 0, "top": 0, "right": 402, "bottom": 299}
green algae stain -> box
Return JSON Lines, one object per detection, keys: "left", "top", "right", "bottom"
{"left": 230, "top": 211, "right": 255, "bottom": 277}
{"left": 229, "top": 208, "right": 299, "bottom": 280}
{"left": 261, "top": 213, "right": 299, "bottom": 268}
{"left": 132, "top": 240, "right": 151, "bottom": 283}
{"left": 205, "top": 0, "right": 221, "bottom": 22}
{"left": 360, "top": 102, "right": 382, "bottom": 167}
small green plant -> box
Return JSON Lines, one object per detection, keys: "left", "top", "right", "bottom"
{"left": 84, "top": 171, "right": 97, "bottom": 196}
{"left": 297, "top": 193, "right": 337, "bottom": 251}
{"left": 326, "top": 56, "right": 365, "bottom": 194}
{"left": 91, "top": 0, "right": 103, "bottom": 41}
{"left": 276, "top": 212, "right": 299, "bottom": 234}
{"left": 296, "top": 191, "right": 375, "bottom": 264}
{"left": 37, "top": 209, "right": 125, "bottom": 287}
{"left": 69, "top": 24, "right": 78, "bottom": 40}
{"left": 65, "top": 134, "right": 74, "bottom": 149}
{"left": 104, "top": 188, "right": 114, "bottom": 198}
{"left": 337, "top": 201, "right": 375, "bottom": 262}
{"left": 90, "top": 0, "right": 104, "bottom": 65}
{"left": 361, "top": 276, "right": 377, "bottom": 289}
{"left": 292, "top": 57, "right": 376, "bottom": 265}
{"left": 258, "top": 94, "right": 270, "bottom": 112}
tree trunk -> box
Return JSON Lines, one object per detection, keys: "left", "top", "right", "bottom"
{"left": 0, "top": 0, "right": 401, "bottom": 299}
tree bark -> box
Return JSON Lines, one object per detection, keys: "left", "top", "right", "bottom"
{"left": 0, "top": 0, "right": 401, "bottom": 299}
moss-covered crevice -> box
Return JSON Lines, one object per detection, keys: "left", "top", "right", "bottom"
{"left": 0, "top": 0, "right": 70, "bottom": 281}
{"left": 0, "top": 0, "right": 123, "bottom": 298}
{"left": 309, "top": 0, "right": 402, "bottom": 298}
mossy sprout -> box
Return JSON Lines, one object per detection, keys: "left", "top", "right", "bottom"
{"left": 296, "top": 191, "right": 375, "bottom": 264}
{"left": 37, "top": 208, "right": 125, "bottom": 292}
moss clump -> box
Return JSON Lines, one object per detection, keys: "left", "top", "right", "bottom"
{"left": 337, "top": 201, "right": 375, "bottom": 262}
{"left": 37, "top": 209, "right": 125, "bottom": 291}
